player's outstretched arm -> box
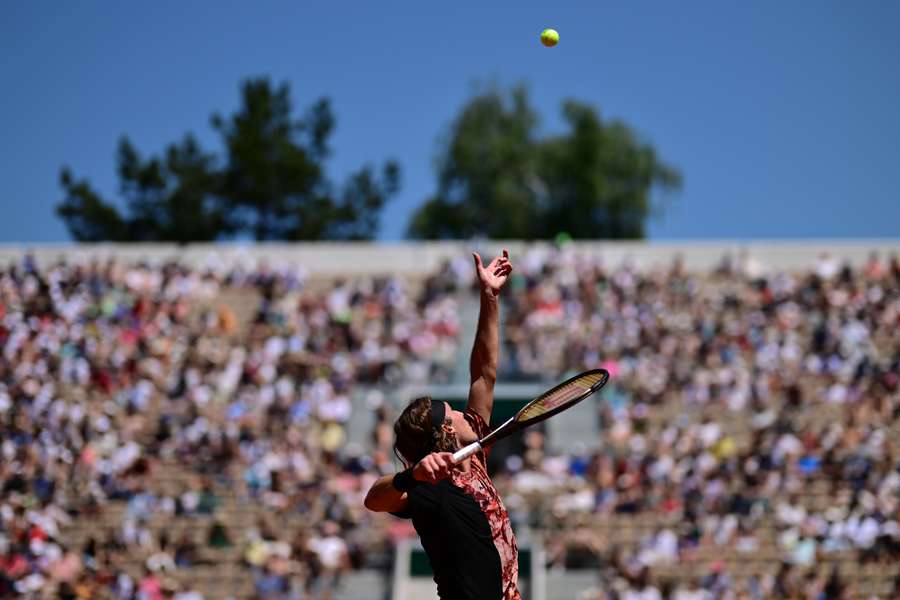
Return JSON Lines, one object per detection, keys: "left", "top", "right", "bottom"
{"left": 467, "top": 249, "right": 513, "bottom": 426}
{"left": 364, "top": 475, "right": 408, "bottom": 513}
{"left": 364, "top": 452, "right": 456, "bottom": 512}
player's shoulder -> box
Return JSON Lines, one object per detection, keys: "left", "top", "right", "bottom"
{"left": 404, "top": 479, "right": 448, "bottom": 509}
{"left": 463, "top": 406, "right": 490, "bottom": 436}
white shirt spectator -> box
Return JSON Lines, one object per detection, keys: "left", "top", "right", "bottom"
{"left": 307, "top": 535, "right": 348, "bottom": 570}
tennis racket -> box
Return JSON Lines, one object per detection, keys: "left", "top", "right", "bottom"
{"left": 451, "top": 368, "right": 609, "bottom": 463}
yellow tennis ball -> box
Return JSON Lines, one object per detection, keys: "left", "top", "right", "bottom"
{"left": 540, "top": 28, "right": 559, "bottom": 47}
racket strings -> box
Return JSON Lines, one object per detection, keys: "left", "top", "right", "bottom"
{"left": 518, "top": 372, "right": 606, "bottom": 421}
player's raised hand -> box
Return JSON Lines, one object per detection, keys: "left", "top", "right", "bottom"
{"left": 473, "top": 249, "right": 513, "bottom": 296}
{"left": 413, "top": 452, "right": 456, "bottom": 484}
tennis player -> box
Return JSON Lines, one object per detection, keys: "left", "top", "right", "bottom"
{"left": 364, "top": 249, "right": 520, "bottom": 600}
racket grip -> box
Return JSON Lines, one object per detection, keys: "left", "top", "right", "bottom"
{"left": 452, "top": 442, "right": 482, "bottom": 463}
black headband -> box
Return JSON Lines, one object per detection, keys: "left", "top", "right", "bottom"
{"left": 430, "top": 400, "right": 446, "bottom": 439}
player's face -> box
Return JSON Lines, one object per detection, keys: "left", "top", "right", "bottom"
{"left": 444, "top": 402, "right": 477, "bottom": 444}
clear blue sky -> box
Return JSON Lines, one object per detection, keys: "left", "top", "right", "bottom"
{"left": 3, "top": 1, "right": 899, "bottom": 242}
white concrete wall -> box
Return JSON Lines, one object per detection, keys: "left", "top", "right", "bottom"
{"left": 0, "top": 240, "right": 897, "bottom": 276}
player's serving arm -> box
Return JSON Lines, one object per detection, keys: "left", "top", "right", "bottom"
{"left": 364, "top": 249, "right": 521, "bottom": 600}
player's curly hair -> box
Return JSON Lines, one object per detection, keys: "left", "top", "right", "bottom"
{"left": 393, "top": 396, "right": 457, "bottom": 467}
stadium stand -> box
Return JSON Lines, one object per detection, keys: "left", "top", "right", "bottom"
{"left": 0, "top": 242, "right": 898, "bottom": 600}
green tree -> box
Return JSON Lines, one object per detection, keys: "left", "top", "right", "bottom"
{"left": 212, "top": 79, "right": 399, "bottom": 241}
{"left": 56, "top": 77, "right": 400, "bottom": 242}
{"left": 408, "top": 85, "right": 540, "bottom": 240}
{"left": 57, "top": 169, "right": 127, "bottom": 242}
{"left": 57, "top": 135, "right": 224, "bottom": 243}
{"left": 408, "top": 85, "right": 681, "bottom": 240}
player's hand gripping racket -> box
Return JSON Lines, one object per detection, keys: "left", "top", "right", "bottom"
{"left": 451, "top": 368, "right": 609, "bottom": 463}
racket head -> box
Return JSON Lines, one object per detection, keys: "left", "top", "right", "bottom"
{"left": 514, "top": 368, "right": 609, "bottom": 426}
{"left": 478, "top": 369, "right": 609, "bottom": 448}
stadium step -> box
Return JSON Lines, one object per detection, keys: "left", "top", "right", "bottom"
{"left": 335, "top": 569, "right": 392, "bottom": 600}
{"left": 546, "top": 570, "right": 600, "bottom": 600}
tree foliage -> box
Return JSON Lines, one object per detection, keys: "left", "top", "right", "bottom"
{"left": 408, "top": 86, "right": 540, "bottom": 239}
{"left": 57, "top": 78, "right": 400, "bottom": 242}
{"left": 408, "top": 85, "right": 681, "bottom": 240}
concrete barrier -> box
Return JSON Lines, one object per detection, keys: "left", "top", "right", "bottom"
{"left": 0, "top": 239, "right": 897, "bottom": 276}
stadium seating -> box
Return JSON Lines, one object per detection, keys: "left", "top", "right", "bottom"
{"left": 1, "top": 244, "right": 897, "bottom": 599}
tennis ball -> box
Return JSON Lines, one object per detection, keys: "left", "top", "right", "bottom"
{"left": 540, "top": 28, "right": 559, "bottom": 47}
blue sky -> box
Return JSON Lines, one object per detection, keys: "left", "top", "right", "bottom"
{"left": 2, "top": 1, "right": 899, "bottom": 242}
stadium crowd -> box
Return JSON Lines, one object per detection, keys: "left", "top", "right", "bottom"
{"left": 493, "top": 247, "right": 900, "bottom": 599}
{"left": 0, "top": 255, "right": 460, "bottom": 599}
{"left": 0, "top": 246, "right": 898, "bottom": 600}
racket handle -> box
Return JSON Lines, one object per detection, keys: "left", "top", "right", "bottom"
{"left": 452, "top": 442, "right": 482, "bottom": 463}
